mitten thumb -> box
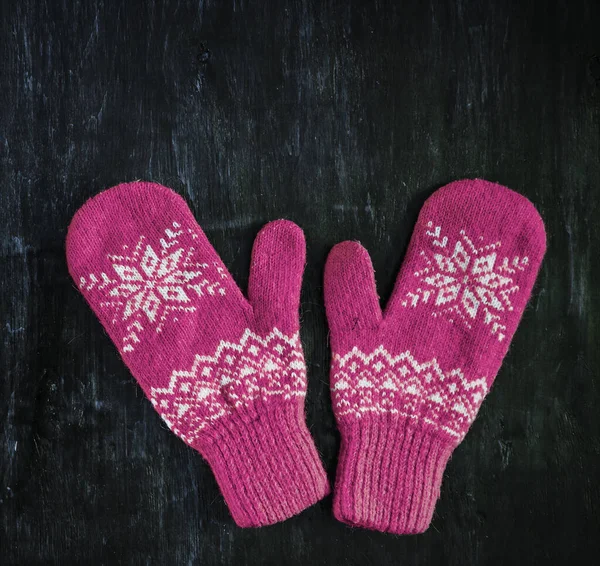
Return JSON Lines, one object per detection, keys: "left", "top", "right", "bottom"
{"left": 324, "top": 241, "right": 382, "bottom": 343}
{"left": 248, "top": 220, "right": 306, "bottom": 333}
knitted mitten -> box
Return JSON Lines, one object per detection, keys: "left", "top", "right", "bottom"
{"left": 324, "top": 179, "right": 546, "bottom": 534}
{"left": 66, "top": 182, "right": 329, "bottom": 527}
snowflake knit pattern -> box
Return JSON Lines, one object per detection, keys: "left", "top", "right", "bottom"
{"left": 324, "top": 179, "right": 546, "bottom": 534}
{"left": 66, "top": 181, "right": 329, "bottom": 528}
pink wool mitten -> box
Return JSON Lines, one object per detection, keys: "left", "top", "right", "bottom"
{"left": 66, "top": 182, "right": 329, "bottom": 527}
{"left": 324, "top": 179, "right": 546, "bottom": 534}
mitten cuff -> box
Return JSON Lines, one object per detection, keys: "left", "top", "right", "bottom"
{"left": 199, "top": 401, "right": 330, "bottom": 527}
{"left": 333, "top": 415, "right": 454, "bottom": 534}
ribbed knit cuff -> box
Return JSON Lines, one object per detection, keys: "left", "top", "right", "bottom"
{"left": 334, "top": 415, "right": 455, "bottom": 534}
{"left": 198, "top": 401, "right": 330, "bottom": 527}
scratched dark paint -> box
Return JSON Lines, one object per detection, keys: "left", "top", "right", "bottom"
{"left": 1, "top": 0, "right": 599, "bottom": 564}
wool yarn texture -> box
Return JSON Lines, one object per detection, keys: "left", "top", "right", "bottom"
{"left": 66, "top": 181, "right": 329, "bottom": 527}
{"left": 324, "top": 179, "right": 546, "bottom": 534}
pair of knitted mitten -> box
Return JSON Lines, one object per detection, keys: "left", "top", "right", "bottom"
{"left": 324, "top": 179, "right": 546, "bottom": 533}
{"left": 67, "top": 182, "right": 329, "bottom": 527}
{"left": 67, "top": 179, "right": 545, "bottom": 532}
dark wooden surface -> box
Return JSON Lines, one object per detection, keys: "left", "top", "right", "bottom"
{"left": 1, "top": 0, "right": 599, "bottom": 564}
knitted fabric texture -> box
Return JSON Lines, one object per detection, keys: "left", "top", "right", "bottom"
{"left": 66, "top": 181, "right": 329, "bottom": 527}
{"left": 324, "top": 179, "right": 546, "bottom": 534}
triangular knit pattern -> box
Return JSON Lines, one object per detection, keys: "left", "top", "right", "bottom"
{"left": 150, "top": 328, "right": 306, "bottom": 445}
{"left": 67, "top": 182, "right": 329, "bottom": 528}
{"left": 324, "top": 179, "right": 546, "bottom": 535}
{"left": 331, "top": 346, "right": 487, "bottom": 439}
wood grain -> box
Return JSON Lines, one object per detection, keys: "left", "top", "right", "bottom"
{"left": 1, "top": 0, "right": 599, "bottom": 564}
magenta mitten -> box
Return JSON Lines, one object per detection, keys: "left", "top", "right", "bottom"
{"left": 66, "top": 182, "right": 329, "bottom": 527}
{"left": 324, "top": 179, "right": 546, "bottom": 534}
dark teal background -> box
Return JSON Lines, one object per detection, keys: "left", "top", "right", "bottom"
{"left": 1, "top": 0, "right": 599, "bottom": 563}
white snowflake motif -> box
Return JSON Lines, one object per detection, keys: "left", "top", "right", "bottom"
{"left": 402, "top": 221, "right": 529, "bottom": 341}
{"left": 79, "top": 222, "right": 227, "bottom": 352}
{"left": 110, "top": 244, "right": 209, "bottom": 323}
